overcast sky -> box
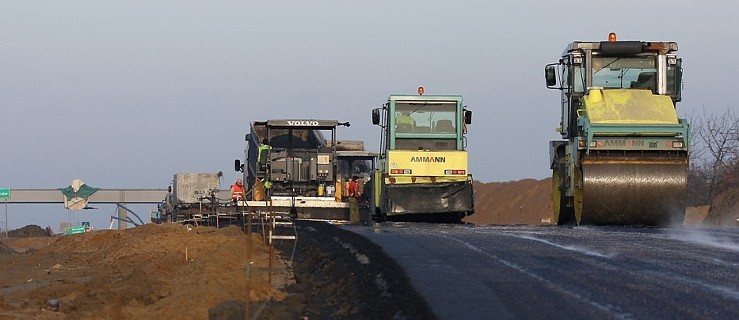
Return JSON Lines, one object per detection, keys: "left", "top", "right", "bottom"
{"left": 1, "top": 1, "right": 737, "bottom": 230}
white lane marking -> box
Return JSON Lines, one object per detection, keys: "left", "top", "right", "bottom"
{"left": 504, "top": 233, "right": 618, "bottom": 259}
{"left": 440, "top": 235, "right": 633, "bottom": 319}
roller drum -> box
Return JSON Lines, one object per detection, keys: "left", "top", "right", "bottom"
{"left": 580, "top": 158, "right": 688, "bottom": 225}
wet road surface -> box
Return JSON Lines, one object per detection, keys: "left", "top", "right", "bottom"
{"left": 344, "top": 223, "right": 739, "bottom": 320}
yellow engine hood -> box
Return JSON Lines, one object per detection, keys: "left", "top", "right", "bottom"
{"left": 583, "top": 89, "right": 679, "bottom": 124}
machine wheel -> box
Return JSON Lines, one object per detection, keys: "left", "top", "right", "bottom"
{"left": 552, "top": 166, "right": 575, "bottom": 225}
{"left": 573, "top": 164, "right": 584, "bottom": 225}
{"left": 372, "top": 207, "right": 386, "bottom": 222}
{"left": 373, "top": 189, "right": 389, "bottom": 222}
{"left": 579, "top": 156, "right": 688, "bottom": 226}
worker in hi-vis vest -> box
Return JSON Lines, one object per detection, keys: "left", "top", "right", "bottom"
{"left": 230, "top": 179, "right": 245, "bottom": 203}
{"left": 257, "top": 139, "right": 271, "bottom": 166}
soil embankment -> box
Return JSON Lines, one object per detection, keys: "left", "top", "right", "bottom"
{"left": 704, "top": 187, "right": 739, "bottom": 226}
{"left": 0, "top": 224, "right": 289, "bottom": 319}
{"left": 465, "top": 178, "right": 554, "bottom": 225}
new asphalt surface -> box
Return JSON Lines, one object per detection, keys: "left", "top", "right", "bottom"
{"left": 345, "top": 223, "right": 739, "bottom": 320}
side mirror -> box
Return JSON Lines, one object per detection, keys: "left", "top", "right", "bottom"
{"left": 464, "top": 110, "right": 472, "bottom": 125}
{"left": 545, "top": 64, "right": 557, "bottom": 87}
{"left": 234, "top": 159, "right": 242, "bottom": 172}
{"left": 372, "top": 108, "right": 380, "bottom": 125}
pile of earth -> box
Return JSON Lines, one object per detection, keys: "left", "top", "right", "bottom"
{"left": 704, "top": 187, "right": 739, "bottom": 226}
{"left": 465, "top": 178, "right": 553, "bottom": 225}
{"left": 0, "top": 223, "right": 290, "bottom": 319}
{"left": 7, "top": 224, "right": 48, "bottom": 237}
{"left": 684, "top": 205, "right": 711, "bottom": 225}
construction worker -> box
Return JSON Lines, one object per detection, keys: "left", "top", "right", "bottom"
{"left": 344, "top": 178, "right": 351, "bottom": 200}
{"left": 257, "top": 139, "right": 271, "bottom": 167}
{"left": 230, "top": 179, "right": 245, "bottom": 203}
{"left": 357, "top": 175, "right": 368, "bottom": 222}
{"left": 347, "top": 176, "right": 361, "bottom": 224}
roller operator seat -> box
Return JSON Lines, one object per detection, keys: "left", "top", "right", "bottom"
{"left": 630, "top": 72, "right": 656, "bottom": 92}
{"left": 434, "top": 119, "right": 455, "bottom": 133}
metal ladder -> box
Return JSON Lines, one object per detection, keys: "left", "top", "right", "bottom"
{"left": 264, "top": 199, "right": 298, "bottom": 264}
{"left": 268, "top": 213, "right": 297, "bottom": 244}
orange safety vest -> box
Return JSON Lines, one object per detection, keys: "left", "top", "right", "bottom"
{"left": 231, "top": 184, "right": 245, "bottom": 200}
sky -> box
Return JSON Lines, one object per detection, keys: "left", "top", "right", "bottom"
{"left": 1, "top": 0, "right": 737, "bottom": 230}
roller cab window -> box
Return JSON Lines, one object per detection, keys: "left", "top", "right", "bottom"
{"left": 394, "top": 101, "right": 458, "bottom": 151}
{"left": 591, "top": 56, "right": 657, "bottom": 92}
{"left": 666, "top": 57, "right": 682, "bottom": 102}
{"left": 571, "top": 65, "right": 585, "bottom": 93}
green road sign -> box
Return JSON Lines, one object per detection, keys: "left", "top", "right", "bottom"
{"left": 0, "top": 188, "right": 9, "bottom": 199}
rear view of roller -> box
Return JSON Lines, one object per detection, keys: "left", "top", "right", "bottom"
{"left": 544, "top": 33, "right": 689, "bottom": 226}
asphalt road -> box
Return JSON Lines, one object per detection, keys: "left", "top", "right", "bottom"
{"left": 344, "top": 223, "right": 739, "bottom": 320}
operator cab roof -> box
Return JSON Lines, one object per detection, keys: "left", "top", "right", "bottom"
{"left": 254, "top": 119, "right": 349, "bottom": 129}
{"left": 563, "top": 41, "right": 678, "bottom": 56}
{"left": 388, "top": 94, "right": 463, "bottom": 102}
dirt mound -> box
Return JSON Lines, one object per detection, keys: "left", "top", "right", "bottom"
{"left": 704, "top": 187, "right": 739, "bottom": 227}
{"left": 0, "top": 223, "right": 290, "bottom": 319}
{"left": 684, "top": 205, "right": 711, "bottom": 225}
{"left": 465, "top": 178, "right": 553, "bottom": 225}
{"left": 7, "top": 224, "right": 49, "bottom": 238}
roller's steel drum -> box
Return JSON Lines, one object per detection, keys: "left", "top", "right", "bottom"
{"left": 581, "top": 158, "right": 688, "bottom": 225}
